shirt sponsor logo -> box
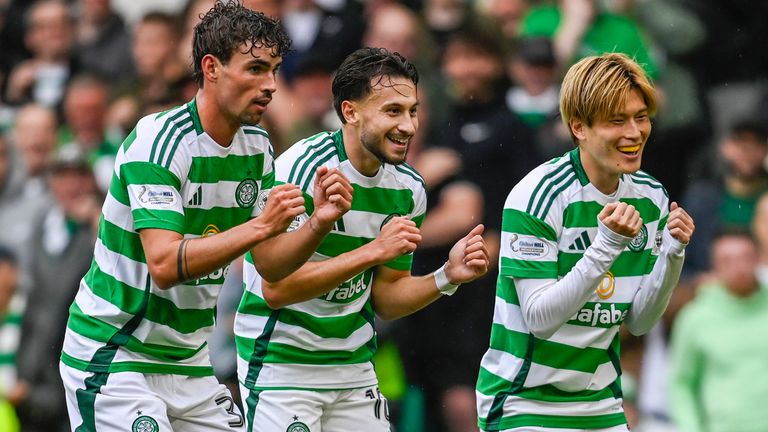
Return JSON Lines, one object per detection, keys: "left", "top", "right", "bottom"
{"left": 323, "top": 273, "right": 370, "bottom": 303}
{"left": 569, "top": 302, "right": 628, "bottom": 327}
{"left": 596, "top": 271, "right": 615, "bottom": 299}
{"left": 136, "top": 185, "right": 177, "bottom": 208}
{"left": 509, "top": 233, "right": 549, "bottom": 259}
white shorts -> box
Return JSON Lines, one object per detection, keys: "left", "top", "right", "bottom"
{"left": 61, "top": 363, "right": 245, "bottom": 432}
{"left": 239, "top": 384, "right": 391, "bottom": 432}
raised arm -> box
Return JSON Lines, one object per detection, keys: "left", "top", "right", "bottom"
{"left": 624, "top": 202, "right": 694, "bottom": 335}
{"left": 140, "top": 182, "right": 307, "bottom": 289}
{"left": 371, "top": 224, "right": 489, "bottom": 321}
{"left": 250, "top": 167, "right": 354, "bottom": 282}
{"left": 514, "top": 202, "right": 640, "bottom": 339}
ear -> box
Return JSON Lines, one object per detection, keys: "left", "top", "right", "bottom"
{"left": 570, "top": 118, "right": 587, "bottom": 142}
{"left": 341, "top": 100, "right": 358, "bottom": 125}
{"left": 201, "top": 54, "right": 220, "bottom": 84}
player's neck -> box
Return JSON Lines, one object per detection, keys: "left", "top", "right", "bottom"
{"left": 580, "top": 155, "right": 620, "bottom": 195}
{"left": 342, "top": 127, "right": 382, "bottom": 177}
{"left": 195, "top": 91, "right": 237, "bottom": 147}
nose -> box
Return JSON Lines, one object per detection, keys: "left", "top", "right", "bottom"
{"left": 624, "top": 118, "right": 642, "bottom": 140}
{"left": 398, "top": 113, "right": 417, "bottom": 136}
{"left": 262, "top": 72, "right": 277, "bottom": 95}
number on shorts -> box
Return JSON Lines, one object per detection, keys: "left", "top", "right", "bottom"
{"left": 215, "top": 395, "right": 245, "bottom": 428}
{"left": 365, "top": 387, "right": 390, "bottom": 421}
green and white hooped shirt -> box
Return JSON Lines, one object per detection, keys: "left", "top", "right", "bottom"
{"left": 235, "top": 130, "right": 427, "bottom": 390}
{"left": 61, "top": 99, "right": 275, "bottom": 377}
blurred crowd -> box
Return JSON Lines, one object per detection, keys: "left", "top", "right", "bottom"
{"left": 1, "top": 0, "right": 768, "bottom": 431}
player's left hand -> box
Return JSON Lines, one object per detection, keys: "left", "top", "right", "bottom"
{"left": 667, "top": 202, "right": 695, "bottom": 244}
{"left": 445, "top": 224, "right": 489, "bottom": 284}
{"left": 310, "top": 166, "right": 353, "bottom": 231}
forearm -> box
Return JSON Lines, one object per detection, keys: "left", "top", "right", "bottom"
{"left": 249, "top": 215, "right": 334, "bottom": 282}
{"left": 262, "top": 243, "right": 381, "bottom": 309}
{"left": 516, "top": 222, "right": 629, "bottom": 338}
{"left": 372, "top": 272, "right": 443, "bottom": 321}
{"left": 624, "top": 229, "right": 686, "bottom": 335}
{"left": 145, "top": 223, "right": 271, "bottom": 289}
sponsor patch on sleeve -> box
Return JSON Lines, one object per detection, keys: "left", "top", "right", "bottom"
{"left": 509, "top": 233, "right": 550, "bottom": 260}
{"left": 133, "top": 185, "right": 178, "bottom": 209}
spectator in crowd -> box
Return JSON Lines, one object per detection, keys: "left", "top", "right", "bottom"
{"left": 682, "top": 119, "right": 768, "bottom": 276}
{"left": 278, "top": 0, "right": 364, "bottom": 83}
{"left": 11, "top": 148, "right": 99, "bottom": 432}
{"left": 520, "top": 0, "right": 659, "bottom": 79}
{"left": 669, "top": 230, "right": 768, "bottom": 432}
{"left": 127, "top": 12, "right": 188, "bottom": 112}
{"left": 0, "top": 134, "right": 24, "bottom": 207}
{"left": 438, "top": 22, "right": 539, "bottom": 260}
{"left": 59, "top": 74, "right": 121, "bottom": 192}
{"left": 397, "top": 80, "right": 486, "bottom": 432}
{"left": 4, "top": 0, "right": 78, "bottom": 107}
{"left": 74, "top": 0, "right": 135, "bottom": 87}
{"left": 0, "top": 104, "right": 57, "bottom": 291}
{"left": 280, "top": 56, "right": 339, "bottom": 152}
{"left": 0, "top": 246, "right": 22, "bottom": 432}
{"left": 506, "top": 37, "right": 559, "bottom": 131}
{"left": 478, "top": 0, "right": 530, "bottom": 40}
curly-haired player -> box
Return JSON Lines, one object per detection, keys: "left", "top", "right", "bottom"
{"left": 59, "top": 2, "right": 352, "bottom": 431}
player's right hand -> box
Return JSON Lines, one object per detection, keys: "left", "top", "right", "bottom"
{"left": 258, "top": 183, "right": 305, "bottom": 236}
{"left": 369, "top": 216, "right": 422, "bottom": 264}
{"left": 598, "top": 202, "right": 642, "bottom": 238}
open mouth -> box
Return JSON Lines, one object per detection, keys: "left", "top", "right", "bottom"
{"left": 388, "top": 135, "right": 410, "bottom": 146}
{"left": 618, "top": 145, "right": 641, "bottom": 155}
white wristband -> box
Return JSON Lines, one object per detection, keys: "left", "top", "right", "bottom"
{"left": 434, "top": 264, "right": 460, "bottom": 296}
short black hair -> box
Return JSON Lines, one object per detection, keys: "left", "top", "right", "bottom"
{"left": 0, "top": 244, "right": 17, "bottom": 266}
{"left": 332, "top": 47, "right": 419, "bottom": 124}
{"left": 728, "top": 118, "right": 768, "bottom": 145}
{"left": 192, "top": 1, "right": 291, "bottom": 86}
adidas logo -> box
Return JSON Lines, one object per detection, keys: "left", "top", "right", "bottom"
{"left": 188, "top": 186, "right": 202, "bottom": 206}
{"left": 568, "top": 231, "right": 592, "bottom": 251}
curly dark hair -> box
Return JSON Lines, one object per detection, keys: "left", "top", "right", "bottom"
{"left": 332, "top": 47, "right": 419, "bottom": 124}
{"left": 192, "top": 1, "right": 291, "bottom": 86}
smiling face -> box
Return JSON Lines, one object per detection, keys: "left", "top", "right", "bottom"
{"left": 348, "top": 75, "right": 418, "bottom": 167}
{"left": 210, "top": 43, "right": 280, "bottom": 126}
{"left": 571, "top": 88, "right": 651, "bottom": 193}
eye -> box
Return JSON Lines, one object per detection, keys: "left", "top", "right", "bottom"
{"left": 409, "top": 108, "right": 418, "bottom": 117}
{"left": 610, "top": 119, "right": 625, "bottom": 125}
{"left": 635, "top": 114, "right": 649, "bottom": 122}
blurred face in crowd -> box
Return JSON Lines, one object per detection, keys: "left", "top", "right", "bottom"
{"left": 210, "top": 43, "right": 280, "bottom": 126}
{"left": 712, "top": 234, "right": 759, "bottom": 297}
{"left": 753, "top": 195, "right": 768, "bottom": 256}
{"left": 80, "top": 0, "right": 111, "bottom": 22}
{"left": 720, "top": 130, "right": 768, "bottom": 180}
{"left": 486, "top": 0, "right": 529, "bottom": 38}
{"left": 442, "top": 40, "right": 503, "bottom": 104}
{"left": 25, "top": 1, "right": 75, "bottom": 61}
{"left": 293, "top": 70, "right": 333, "bottom": 123}
{"left": 49, "top": 165, "right": 97, "bottom": 217}
{"left": 509, "top": 59, "right": 557, "bottom": 96}
{"left": 349, "top": 75, "right": 418, "bottom": 166}
{"left": 133, "top": 19, "right": 178, "bottom": 77}
{"left": 13, "top": 105, "right": 58, "bottom": 177}
{"left": 363, "top": 4, "right": 419, "bottom": 61}
{"left": 570, "top": 89, "right": 651, "bottom": 192}
{"left": 64, "top": 82, "right": 109, "bottom": 146}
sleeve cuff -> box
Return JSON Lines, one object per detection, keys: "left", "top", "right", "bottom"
{"left": 662, "top": 227, "right": 687, "bottom": 255}
{"left": 596, "top": 218, "right": 634, "bottom": 248}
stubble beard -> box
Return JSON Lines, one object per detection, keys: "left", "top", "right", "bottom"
{"left": 360, "top": 129, "right": 408, "bottom": 166}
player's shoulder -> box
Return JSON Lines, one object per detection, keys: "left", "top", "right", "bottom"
{"left": 125, "top": 104, "right": 195, "bottom": 159}
{"left": 276, "top": 131, "right": 340, "bottom": 186}
{"left": 625, "top": 169, "right": 669, "bottom": 203}
{"left": 505, "top": 153, "right": 576, "bottom": 212}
